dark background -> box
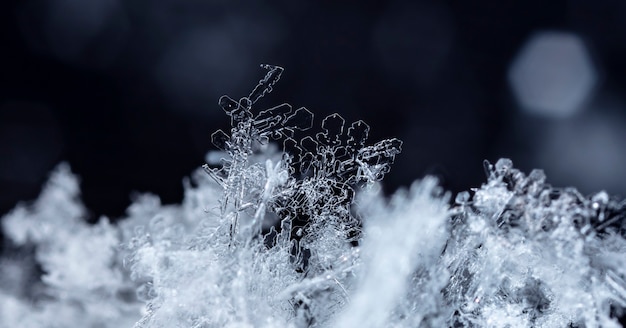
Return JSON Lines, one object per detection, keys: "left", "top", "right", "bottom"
{"left": 2, "top": 0, "right": 626, "bottom": 221}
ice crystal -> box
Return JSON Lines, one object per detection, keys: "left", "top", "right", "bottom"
{"left": 1, "top": 65, "right": 626, "bottom": 328}
{"left": 204, "top": 64, "right": 401, "bottom": 246}
{"left": 443, "top": 159, "right": 626, "bottom": 327}
{"left": 1, "top": 164, "right": 140, "bottom": 327}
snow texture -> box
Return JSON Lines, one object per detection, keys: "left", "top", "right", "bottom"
{"left": 1, "top": 65, "right": 626, "bottom": 327}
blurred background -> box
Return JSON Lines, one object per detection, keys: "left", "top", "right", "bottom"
{"left": 2, "top": 0, "right": 626, "bottom": 221}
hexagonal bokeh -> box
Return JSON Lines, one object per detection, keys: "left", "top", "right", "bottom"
{"left": 508, "top": 32, "right": 598, "bottom": 118}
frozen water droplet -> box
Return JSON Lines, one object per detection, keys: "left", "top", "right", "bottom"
{"left": 495, "top": 158, "right": 513, "bottom": 176}
{"left": 591, "top": 191, "right": 609, "bottom": 222}
{"left": 455, "top": 191, "right": 471, "bottom": 205}
{"left": 591, "top": 191, "right": 609, "bottom": 206}
{"left": 219, "top": 95, "right": 239, "bottom": 113}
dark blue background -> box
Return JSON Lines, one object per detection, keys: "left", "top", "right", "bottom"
{"left": 2, "top": 0, "right": 626, "bottom": 221}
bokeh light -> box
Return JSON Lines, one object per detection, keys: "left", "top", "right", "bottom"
{"left": 508, "top": 31, "right": 598, "bottom": 118}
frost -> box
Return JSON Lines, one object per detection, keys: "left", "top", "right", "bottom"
{"left": 2, "top": 66, "right": 626, "bottom": 327}
{"left": 1, "top": 164, "right": 140, "bottom": 327}
{"left": 335, "top": 177, "right": 450, "bottom": 328}
{"left": 443, "top": 159, "right": 626, "bottom": 327}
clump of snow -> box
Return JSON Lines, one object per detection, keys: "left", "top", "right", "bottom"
{"left": 444, "top": 159, "right": 626, "bottom": 327}
{"left": 1, "top": 66, "right": 625, "bottom": 327}
{"left": 1, "top": 164, "right": 141, "bottom": 327}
